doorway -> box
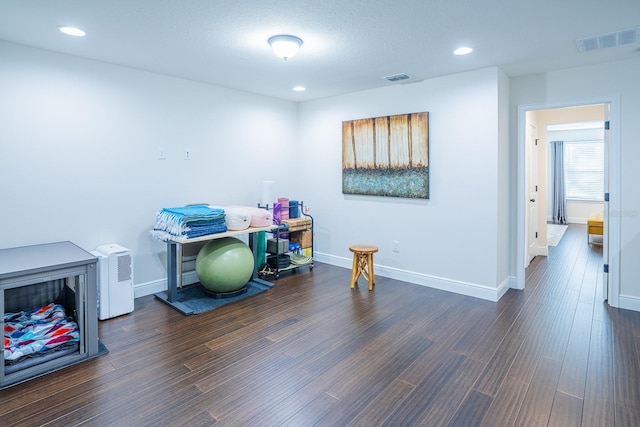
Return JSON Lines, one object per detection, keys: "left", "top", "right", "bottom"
{"left": 516, "top": 98, "right": 621, "bottom": 306}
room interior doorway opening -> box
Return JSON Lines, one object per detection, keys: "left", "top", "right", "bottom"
{"left": 516, "top": 98, "right": 620, "bottom": 306}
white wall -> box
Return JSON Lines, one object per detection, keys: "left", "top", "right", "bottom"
{"left": 6, "top": 38, "right": 635, "bottom": 310}
{"left": 0, "top": 41, "right": 299, "bottom": 292}
{"left": 564, "top": 201, "right": 604, "bottom": 224}
{"left": 296, "top": 67, "right": 510, "bottom": 300}
{"left": 511, "top": 57, "right": 640, "bottom": 310}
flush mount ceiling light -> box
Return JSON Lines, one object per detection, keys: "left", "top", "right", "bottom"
{"left": 58, "top": 25, "right": 86, "bottom": 37}
{"left": 268, "top": 35, "right": 303, "bottom": 61}
{"left": 453, "top": 46, "right": 473, "bottom": 55}
{"left": 293, "top": 86, "right": 306, "bottom": 91}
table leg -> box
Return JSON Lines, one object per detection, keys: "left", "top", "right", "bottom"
{"left": 166, "top": 241, "right": 178, "bottom": 302}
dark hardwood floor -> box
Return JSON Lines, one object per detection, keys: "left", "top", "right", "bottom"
{"left": 2, "top": 224, "right": 639, "bottom": 426}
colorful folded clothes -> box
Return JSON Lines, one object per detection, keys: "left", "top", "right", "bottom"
{"left": 4, "top": 303, "right": 80, "bottom": 364}
{"left": 152, "top": 205, "right": 227, "bottom": 241}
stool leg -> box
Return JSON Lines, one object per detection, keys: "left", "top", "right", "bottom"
{"left": 350, "top": 253, "right": 359, "bottom": 288}
{"left": 367, "top": 253, "right": 375, "bottom": 291}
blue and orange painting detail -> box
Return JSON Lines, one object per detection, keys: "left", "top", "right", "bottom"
{"left": 342, "top": 112, "right": 429, "bottom": 199}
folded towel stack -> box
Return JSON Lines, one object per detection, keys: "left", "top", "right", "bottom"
{"left": 152, "top": 205, "right": 227, "bottom": 241}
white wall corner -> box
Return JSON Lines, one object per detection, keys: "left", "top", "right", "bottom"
{"left": 537, "top": 245, "right": 549, "bottom": 257}
{"left": 499, "top": 275, "right": 516, "bottom": 299}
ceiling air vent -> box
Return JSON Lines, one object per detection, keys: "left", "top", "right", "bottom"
{"left": 576, "top": 27, "right": 640, "bottom": 52}
{"left": 382, "top": 73, "right": 411, "bottom": 82}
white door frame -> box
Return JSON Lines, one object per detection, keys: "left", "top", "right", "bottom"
{"left": 526, "top": 122, "right": 539, "bottom": 267}
{"left": 516, "top": 96, "right": 621, "bottom": 306}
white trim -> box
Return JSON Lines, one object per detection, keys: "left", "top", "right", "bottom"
{"left": 314, "top": 252, "right": 509, "bottom": 302}
{"left": 134, "top": 279, "right": 165, "bottom": 298}
{"left": 134, "top": 271, "right": 199, "bottom": 298}
{"left": 138, "top": 255, "right": 514, "bottom": 303}
{"left": 516, "top": 105, "right": 527, "bottom": 290}
{"left": 499, "top": 276, "right": 516, "bottom": 299}
{"left": 567, "top": 217, "right": 588, "bottom": 224}
{"left": 619, "top": 294, "right": 640, "bottom": 312}
{"left": 606, "top": 97, "right": 621, "bottom": 307}
{"left": 516, "top": 96, "right": 621, "bottom": 305}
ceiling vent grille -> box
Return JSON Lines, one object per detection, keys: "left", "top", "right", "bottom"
{"left": 382, "top": 73, "right": 411, "bottom": 82}
{"left": 576, "top": 27, "right": 640, "bottom": 52}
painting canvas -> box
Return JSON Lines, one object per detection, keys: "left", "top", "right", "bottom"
{"left": 342, "top": 112, "right": 429, "bottom": 198}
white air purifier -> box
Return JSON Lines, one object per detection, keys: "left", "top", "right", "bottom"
{"left": 93, "top": 243, "right": 134, "bottom": 320}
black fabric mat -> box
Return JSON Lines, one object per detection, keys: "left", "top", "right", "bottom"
{"left": 169, "top": 281, "right": 273, "bottom": 315}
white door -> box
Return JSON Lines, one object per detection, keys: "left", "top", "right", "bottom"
{"left": 526, "top": 123, "right": 538, "bottom": 266}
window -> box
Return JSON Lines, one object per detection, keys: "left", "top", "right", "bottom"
{"left": 564, "top": 140, "right": 604, "bottom": 201}
{"left": 547, "top": 121, "right": 604, "bottom": 202}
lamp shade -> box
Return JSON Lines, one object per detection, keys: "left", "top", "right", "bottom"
{"left": 268, "top": 35, "right": 303, "bottom": 60}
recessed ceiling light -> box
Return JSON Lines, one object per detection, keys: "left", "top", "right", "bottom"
{"left": 453, "top": 47, "right": 473, "bottom": 55}
{"left": 58, "top": 26, "right": 86, "bottom": 37}
{"left": 293, "top": 86, "right": 306, "bottom": 92}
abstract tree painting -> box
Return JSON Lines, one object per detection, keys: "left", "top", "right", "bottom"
{"left": 342, "top": 112, "right": 429, "bottom": 198}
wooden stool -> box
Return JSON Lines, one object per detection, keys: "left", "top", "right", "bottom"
{"left": 349, "top": 244, "right": 378, "bottom": 291}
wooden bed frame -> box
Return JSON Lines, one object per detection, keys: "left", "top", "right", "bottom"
{"left": 587, "top": 212, "right": 603, "bottom": 246}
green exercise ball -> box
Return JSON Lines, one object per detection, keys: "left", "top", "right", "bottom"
{"left": 195, "top": 237, "right": 255, "bottom": 293}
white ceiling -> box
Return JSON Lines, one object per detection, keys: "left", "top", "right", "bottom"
{"left": 1, "top": 0, "right": 639, "bottom": 102}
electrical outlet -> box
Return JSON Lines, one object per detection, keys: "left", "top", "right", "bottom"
{"left": 184, "top": 148, "right": 191, "bottom": 160}
{"left": 158, "top": 147, "right": 166, "bottom": 160}
{"left": 392, "top": 240, "right": 400, "bottom": 253}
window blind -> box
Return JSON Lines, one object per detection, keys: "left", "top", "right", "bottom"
{"left": 564, "top": 140, "right": 604, "bottom": 201}
{"left": 547, "top": 122, "right": 604, "bottom": 202}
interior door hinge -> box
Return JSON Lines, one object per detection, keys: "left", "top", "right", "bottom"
{"left": 535, "top": 232, "right": 538, "bottom": 238}
{"left": 605, "top": 193, "right": 610, "bottom": 202}
{"left": 535, "top": 138, "right": 539, "bottom": 146}
{"left": 605, "top": 120, "right": 610, "bottom": 130}
{"left": 604, "top": 264, "right": 609, "bottom": 273}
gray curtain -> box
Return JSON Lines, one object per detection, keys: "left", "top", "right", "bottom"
{"left": 551, "top": 140, "right": 567, "bottom": 224}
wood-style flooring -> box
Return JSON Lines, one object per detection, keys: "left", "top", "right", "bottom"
{"left": 2, "top": 224, "right": 639, "bottom": 426}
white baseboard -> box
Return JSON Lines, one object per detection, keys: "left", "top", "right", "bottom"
{"left": 136, "top": 257, "right": 519, "bottom": 304}
{"left": 313, "top": 252, "right": 511, "bottom": 302}
{"left": 134, "top": 270, "right": 199, "bottom": 298}
{"left": 618, "top": 294, "right": 640, "bottom": 313}
{"left": 568, "top": 217, "right": 588, "bottom": 224}
{"left": 498, "top": 275, "right": 516, "bottom": 299}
